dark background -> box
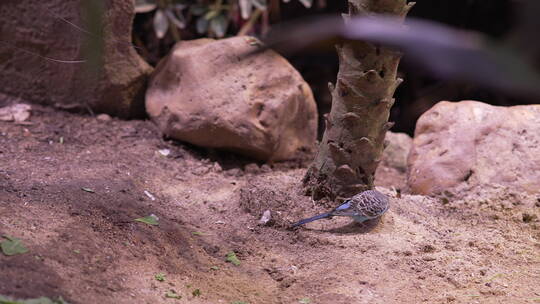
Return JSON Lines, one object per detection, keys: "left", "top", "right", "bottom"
{"left": 133, "top": 0, "right": 530, "bottom": 136}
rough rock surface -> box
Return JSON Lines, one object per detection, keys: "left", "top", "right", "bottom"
{"left": 382, "top": 131, "right": 412, "bottom": 172}
{"left": 408, "top": 100, "right": 540, "bottom": 196}
{"left": 374, "top": 131, "right": 413, "bottom": 190}
{"left": 0, "top": 0, "right": 152, "bottom": 118}
{"left": 145, "top": 37, "right": 318, "bottom": 161}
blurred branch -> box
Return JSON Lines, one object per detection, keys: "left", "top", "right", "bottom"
{"left": 238, "top": 8, "right": 263, "bottom": 36}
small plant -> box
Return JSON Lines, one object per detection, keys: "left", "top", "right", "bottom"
{"left": 135, "top": 0, "right": 314, "bottom": 39}
{"left": 225, "top": 251, "right": 241, "bottom": 266}
{"left": 155, "top": 273, "right": 166, "bottom": 281}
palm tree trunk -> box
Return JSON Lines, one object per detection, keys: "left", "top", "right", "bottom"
{"left": 303, "top": 0, "right": 414, "bottom": 202}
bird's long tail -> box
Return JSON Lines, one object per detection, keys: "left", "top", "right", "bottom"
{"left": 291, "top": 213, "right": 332, "bottom": 227}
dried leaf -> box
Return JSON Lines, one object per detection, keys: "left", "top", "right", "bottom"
{"left": 153, "top": 9, "right": 169, "bottom": 39}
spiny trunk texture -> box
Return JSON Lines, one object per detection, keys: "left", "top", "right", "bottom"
{"left": 303, "top": 0, "right": 414, "bottom": 202}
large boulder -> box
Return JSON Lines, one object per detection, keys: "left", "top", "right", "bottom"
{"left": 407, "top": 100, "right": 540, "bottom": 196}
{"left": 145, "top": 37, "right": 318, "bottom": 161}
{"left": 0, "top": 0, "right": 152, "bottom": 118}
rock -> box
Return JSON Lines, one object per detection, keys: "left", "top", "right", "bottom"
{"left": 96, "top": 114, "right": 112, "bottom": 122}
{"left": 408, "top": 100, "right": 540, "bottom": 195}
{"left": 145, "top": 36, "right": 318, "bottom": 161}
{"left": 0, "top": 0, "right": 152, "bottom": 118}
{"left": 375, "top": 131, "right": 412, "bottom": 189}
{"left": 0, "top": 104, "right": 31, "bottom": 122}
{"left": 258, "top": 210, "right": 272, "bottom": 225}
{"left": 382, "top": 131, "right": 412, "bottom": 172}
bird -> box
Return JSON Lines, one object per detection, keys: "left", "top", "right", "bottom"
{"left": 291, "top": 190, "right": 389, "bottom": 228}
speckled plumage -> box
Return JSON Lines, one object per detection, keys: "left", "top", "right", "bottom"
{"left": 291, "top": 190, "right": 389, "bottom": 227}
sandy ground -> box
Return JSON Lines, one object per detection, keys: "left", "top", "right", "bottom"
{"left": 1, "top": 104, "right": 539, "bottom": 304}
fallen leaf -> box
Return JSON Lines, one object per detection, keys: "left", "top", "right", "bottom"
{"left": 226, "top": 252, "right": 240, "bottom": 266}
{"left": 1, "top": 235, "right": 29, "bottom": 256}
{"left": 165, "top": 290, "right": 181, "bottom": 299}
{"left": 0, "top": 294, "right": 69, "bottom": 304}
{"left": 134, "top": 214, "right": 159, "bottom": 226}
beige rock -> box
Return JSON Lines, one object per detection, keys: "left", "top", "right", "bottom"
{"left": 382, "top": 131, "right": 412, "bottom": 172}
{"left": 407, "top": 100, "right": 540, "bottom": 195}
{"left": 0, "top": 104, "right": 31, "bottom": 122}
{"left": 375, "top": 131, "right": 412, "bottom": 189}
{"left": 0, "top": 0, "right": 152, "bottom": 118}
{"left": 146, "top": 37, "right": 318, "bottom": 161}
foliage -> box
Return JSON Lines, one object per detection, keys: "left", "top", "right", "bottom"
{"left": 135, "top": 0, "right": 314, "bottom": 39}
{"left": 1, "top": 235, "right": 29, "bottom": 256}
{"left": 134, "top": 214, "right": 160, "bottom": 225}
{"left": 225, "top": 251, "right": 241, "bottom": 265}
{"left": 0, "top": 295, "right": 68, "bottom": 304}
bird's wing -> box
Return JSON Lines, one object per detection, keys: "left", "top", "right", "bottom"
{"left": 330, "top": 201, "right": 358, "bottom": 217}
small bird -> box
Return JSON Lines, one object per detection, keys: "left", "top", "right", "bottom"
{"left": 291, "top": 190, "right": 389, "bottom": 228}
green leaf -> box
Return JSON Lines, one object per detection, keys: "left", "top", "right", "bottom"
{"left": 165, "top": 291, "right": 181, "bottom": 299}
{"left": 155, "top": 273, "right": 166, "bottom": 282}
{"left": 225, "top": 252, "right": 240, "bottom": 266}
{"left": 192, "top": 289, "right": 201, "bottom": 297}
{"left": 81, "top": 187, "right": 94, "bottom": 193}
{"left": 196, "top": 16, "right": 209, "bottom": 34}
{"left": 299, "top": 298, "right": 311, "bottom": 304}
{"left": 0, "top": 295, "right": 69, "bottom": 304}
{"left": 210, "top": 266, "right": 220, "bottom": 270}
{"left": 210, "top": 14, "right": 229, "bottom": 38}
{"left": 135, "top": 0, "right": 157, "bottom": 13}
{"left": 191, "top": 231, "right": 204, "bottom": 236}
{"left": 1, "top": 236, "right": 29, "bottom": 256}
{"left": 251, "top": 0, "right": 267, "bottom": 10}
{"left": 204, "top": 9, "right": 219, "bottom": 20}
{"left": 190, "top": 4, "right": 207, "bottom": 16}
{"left": 239, "top": 0, "right": 252, "bottom": 19}
{"left": 297, "top": 0, "right": 312, "bottom": 8}
{"left": 134, "top": 214, "right": 159, "bottom": 226}
{"left": 153, "top": 9, "right": 169, "bottom": 39}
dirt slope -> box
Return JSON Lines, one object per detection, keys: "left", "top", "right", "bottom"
{"left": 1, "top": 105, "right": 539, "bottom": 303}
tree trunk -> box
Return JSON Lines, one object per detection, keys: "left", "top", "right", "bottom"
{"left": 303, "top": 0, "right": 414, "bottom": 202}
